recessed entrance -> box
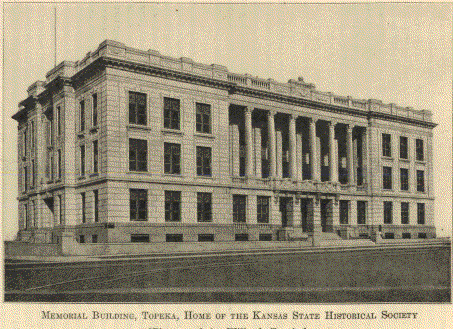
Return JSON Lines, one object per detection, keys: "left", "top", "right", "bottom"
{"left": 280, "top": 197, "right": 293, "bottom": 228}
{"left": 320, "top": 199, "right": 333, "bottom": 232}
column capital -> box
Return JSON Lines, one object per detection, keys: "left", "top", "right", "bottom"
{"left": 290, "top": 113, "right": 298, "bottom": 121}
{"left": 268, "top": 109, "right": 277, "bottom": 117}
{"left": 244, "top": 106, "right": 254, "bottom": 114}
{"left": 346, "top": 124, "right": 354, "bottom": 132}
{"left": 309, "top": 117, "right": 319, "bottom": 124}
{"left": 328, "top": 120, "right": 338, "bottom": 127}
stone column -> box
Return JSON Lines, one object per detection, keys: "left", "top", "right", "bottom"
{"left": 309, "top": 118, "right": 319, "bottom": 181}
{"left": 346, "top": 124, "right": 354, "bottom": 185}
{"left": 311, "top": 198, "right": 321, "bottom": 246}
{"left": 289, "top": 114, "right": 297, "bottom": 180}
{"left": 329, "top": 121, "right": 338, "bottom": 183}
{"left": 268, "top": 110, "right": 277, "bottom": 178}
{"left": 245, "top": 107, "right": 253, "bottom": 178}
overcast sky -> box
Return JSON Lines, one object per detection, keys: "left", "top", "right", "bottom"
{"left": 2, "top": 3, "right": 452, "bottom": 240}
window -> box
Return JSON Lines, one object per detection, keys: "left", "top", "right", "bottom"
{"left": 131, "top": 234, "right": 150, "bottom": 243}
{"left": 164, "top": 143, "right": 181, "bottom": 174}
{"left": 401, "top": 202, "right": 409, "bottom": 224}
{"left": 198, "top": 234, "right": 214, "bottom": 242}
{"left": 80, "top": 145, "right": 85, "bottom": 176}
{"left": 402, "top": 233, "right": 411, "bottom": 239}
{"left": 94, "top": 190, "right": 99, "bottom": 223}
{"left": 59, "top": 195, "right": 63, "bottom": 225}
{"left": 257, "top": 196, "right": 270, "bottom": 223}
{"left": 383, "top": 166, "right": 392, "bottom": 189}
{"left": 50, "top": 154, "right": 54, "bottom": 180}
{"left": 233, "top": 195, "right": 246, "bottom": 223}
{"left": 57, "top": 106, "right": 62, "bottom": 135}
{"left": 418, "top": 233, "right": 427, "bottom": 239}
{"left": 357, "top": 201, "right": 366, "bottom": 225}
{"left": 196, "top": 102, "right": 211, "bottom": 133}
{"left": 81, "top": 192, "right": 86, "bottom": 223}
{"left": 80, "top": 99, "right": 85, "bottom": 131}
{"left": 400, "top": 168, "right": 409, "bottom": 191}
{"left": 128, "top": 91, "right": 147, "bottom": 125}
{"left": 24, "top": 203, "right": 28, "bottom": 229}
{"left": 31, "top": 159, "right": 35, "bottom": 187}
{"left": 416, "top": 139, "right": 424, "bottom": 161}
{"left": 384, "top": 232, "right": 394, "bottom": 239}
{"left": 166, "top": 234, "right": 183, "bottom": 242}
{"left": 130, "top": 189, "right": 148, "bottom": 221}
{"left": 382, "top": 133, "right": 391, "bottom": 157}
{"left": 163, "top": 97, "right": 180, "bottom": 130}
{"left": 196, "top": 146, "right": 211, "bottom": 176}
{"left": 93, "top": 140, "right": 98, "bottom": 174}
{"left": 24, "top": 166, "right": 28, "bottom": 191}
{"left": 30, "top": 121, "right": 35, "bottom": 148}
{"left": 399, "top": 136, "right": 408, "bottom": 159}
{"left": 235, "top": 234, "right": 248, "bottom": 241}
{"left": 197, "top": 192, "right": 212, "bottom": 222}
{"left": 417, "top": 203, "right": 425, "bottom": 224}
{"left": 383, "top": 201, "right": 393, "bottom": 224}
{"left": 79, "top": 235, "right": 85, "bottom": 243}
{"left": 339, "top": 200, "right": 349, "bottom": 224}
{"left": 129, "top": 139, "right": 147, "bottom": 172}
{"left": 31, "top": 200, "right": 36, "bottom": 227}
{"left": 417, "top": 170, "right": 425, "bottom": 192}
{"left": 92, "top": 235, "right": 98, "bottom": 243}
{"left": 23, "top": 127, "right": 27, "bottom": 158}
{"left": 165, "top": 191, "right": 181, "bottom": 222}
{"left": 92, "top": 93, "right": 98, "bottom": 126}
{"left": 259, "top": 234, "right": 272, "bottom": 241}
{"left": 57, "top": 150, "right": 62, "bottom": 179}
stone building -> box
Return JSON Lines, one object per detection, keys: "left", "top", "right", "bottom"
{"left": 13, "top": 40, "right": 436, "bottom": 247}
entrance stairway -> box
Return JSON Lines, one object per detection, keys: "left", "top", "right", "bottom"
{"left": 320, "top": 232, "right": 343, "bottom": 241}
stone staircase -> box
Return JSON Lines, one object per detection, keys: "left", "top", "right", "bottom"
{"left": 320, "top": 232, "right": 343, "bottom": 241}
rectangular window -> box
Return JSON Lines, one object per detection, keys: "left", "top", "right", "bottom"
{"left": 30, "top": 121, "right": 35, "bottom": 148}
{"left": 416, "top": 139, "right": 424, "bottom": 161}
{"left": 197, "top": 192, "right": 212, "bottom": 222}
{"left": 163, "top": 97, "right": 180, "bottom": 130}
{"left": 129, "top": 91, "right": 147, "bottom": 125}
{"left": 24, "top": 203, "right": 28, "bottom": 229}
{"left": 24, "top": 166, "right": 28, "bottom": 191}
{"left": 257, "top": 196, "right": 270, "bottom": 223}
{"left": 92, "top": 93, "right": 98, "bottom": 127}
{"left": 198, "top": 234, "right": 214, "bottom": 242}
{"left": 92, "top": 235, "right": 98, "bottom": 243}
{"left": 383, "top": 201, "right": 393, "bottom": 224}
{"left": 94, "top": 190, "right": 99, "bottom": 223}
{"left": 382, "top": 133, "right": 391, "bottom": 157}
{"left": 23, "top": 128, "right": 27, "bottom": 158}
{"left": 235, "top": 234, "right": 248, "bottom": 241}
{"left": 129, "top": 138, "right": 147, "bottom": 172}
{"left": 357, "top": 201, "right": 366, "bottom": 225}
{"left": 417, "top": 203, "right": 425, "bottom": 224}
{"left": 130, "top": 189, "right": 148, "bottom": 221}
{"left": 259, "top": 234, "right": 272, "bottom": 241}
{"left": 59, "top": 195, "right": 63, "bottom": 225}
{"left": 400, "top": 168, "right": 409, "bottom": 191}
{"left": 31, "top": 200, "right": 36, "bottom": 227}
{"left": 57, "top": 150, "right": 62, "bottom": 179}
{"left": 80, "top": 145, "right": 85, "bottom": 176}
{"left": 79, "top": 235, "right": 85, "bottom": 243}
{"left": 166, "top": 234, "right": 183, "bottom": 242}
{"left": 339, "top": 200, "right": 349, "bottom": 224}
{"left": 399, "top": 136, "right": 408, "bottom": 159}
{"left": 165, "top": 191, "right": 181, "bottom": 222}
{"left": 417, "top": 170, "right": 425, "bottom": 192}
{"left": 384, "top": 232, "right": 394, "bottom": 239}
{"left": 81, "top": 192, "right": 86, "bottom": 223}
{"left": 50, "top": 154, "right": 54, "bottom": 180}
{"left": 196, "top": 102, "right": 211, "bottom": 133}
{"left": 196, "top": 146, "right": 212, "bottom": 176}
{"left": 31, "top": 159, "right": 35, "bottom": 187}
{"left": 80, "top": 99, "right": 85, "bottom": 131}
{"left": 57, "top": 106, "right": 61, "bottom": 136}
{"left": 402, "top": 233, "right": 411, "bottom": 239}
{"left": 164, "top": 142, "right": 181, "bottom": 174}
{"left": 401, "top": 202, "right": 409, "bottom": 224}
{"left": 93, "top": 140, "right": 98, "bottom": 173}
{"left": 383, "top": 166, "right": 392, "bottom": 190}
{"left": 233, "top": 195, "right": 247, "bottom": 223}
{"left": 418, "top": 233, "right": 427, "bottom": 239}
{"left": 131, "top": 234, "right": 150, "bottom": 243}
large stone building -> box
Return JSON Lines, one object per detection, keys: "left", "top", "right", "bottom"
{"left": 13, "top": 40, "right": 436, "bottom": 247}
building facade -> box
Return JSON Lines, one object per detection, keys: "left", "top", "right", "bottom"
{"left": 13, "top": 40, "right": 436, "bottom": 246}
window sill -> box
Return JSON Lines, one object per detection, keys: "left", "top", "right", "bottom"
{"left": 381, "top": 156, "right": 394, "bottom": 161}
{"left": 399, "top": 158, "right": 410, "bottom": 163}
{"left": 415, "top": 160, "right": 426, "bottom": 165}
{"left": 127, "top": 124, "right": 151, "bottom": 132}
{"left": 382, "top": 188, "right": 394, "bottom": 192}
{"left": 89, "top": 173, "right": 99, "bottom": 178}
{"left": 161, "top": 128, "right": 183, "bottom": 136}
{"left": 162, "top": 173, "right": 184, "bottom": 178}
{"left": 194, "top": 132, "right": 215, "bottom": 139}
{"left": 77, "top": 176, "right": 86, "bottom": 180}
{"left": 77, "top": 132, "right": 85, "bottom": 138}
{"left": 195, "top": 175, "right": 214, "bottom": 180}
{"left": 127, "top": 170, "right": 149, "bottom": 175}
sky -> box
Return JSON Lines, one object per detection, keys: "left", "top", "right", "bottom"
{"left": 2, "top": 2, "right": 452, "bottom": 240}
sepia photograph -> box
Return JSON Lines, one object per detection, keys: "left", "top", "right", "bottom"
{"left": 2, "top": 1, "right": 452, "bottom": 328}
